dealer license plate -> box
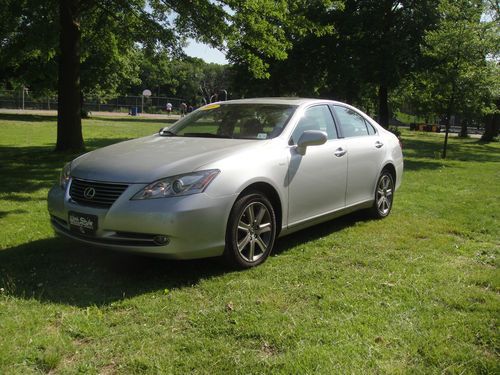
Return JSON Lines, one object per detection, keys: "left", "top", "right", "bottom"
{"left": 69, "top": 211, "right": 98, "bottom": 235}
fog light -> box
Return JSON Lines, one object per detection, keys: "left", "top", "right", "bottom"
{"left": 153, "top": 235, "right": 170, "bottom": 246}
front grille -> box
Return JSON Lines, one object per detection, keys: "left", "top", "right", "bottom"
{"left": 69, "top": 178, "right": 128, "bottom": 208}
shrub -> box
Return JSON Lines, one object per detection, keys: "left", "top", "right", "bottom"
{"left": 388, "top": 126, "right": 401, "bottom": 138}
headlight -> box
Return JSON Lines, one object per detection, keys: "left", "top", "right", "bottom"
{"left": 59, "top": 162, "right": 71, "bottom": 190}
{"left": 131, "top": 169, "right": 220, "bottom": 200}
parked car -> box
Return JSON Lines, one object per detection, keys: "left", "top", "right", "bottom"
{"left": 48, "top": 98, "right": 403, "bottom": 268}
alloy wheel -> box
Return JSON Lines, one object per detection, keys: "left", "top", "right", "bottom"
{"left": 236, "top": 201, "right": 273, "bottom": 262}
{"left": 376, "top": 174, "right": 393, "bottom": 216}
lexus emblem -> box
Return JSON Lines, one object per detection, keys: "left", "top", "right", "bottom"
{"left": 83, "top": 187, "right": 96, "bottom": 199}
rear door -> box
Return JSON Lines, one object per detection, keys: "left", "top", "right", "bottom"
{"left": 332, "top": 105, "right": 385, "bottom": 206}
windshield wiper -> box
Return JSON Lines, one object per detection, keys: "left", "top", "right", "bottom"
{"left": 183, "top": 133, "right": 232, "bottom": 139}
{"left": 159, "top": 129, "right": 177, "bottom": 136}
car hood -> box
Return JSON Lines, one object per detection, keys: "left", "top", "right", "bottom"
{"left": 71, "top": 135, "right": 262, "bottom": 183}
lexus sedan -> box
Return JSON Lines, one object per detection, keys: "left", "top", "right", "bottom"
{"left": 48, "top": 98, "right": 403, "bottom": 268}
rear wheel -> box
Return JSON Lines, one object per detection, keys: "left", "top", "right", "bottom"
{"left": 370, "top": 170, "right": 394, "bottom": 218}
{"left": 224, "top": 192, "right": 276, "bottom": 269}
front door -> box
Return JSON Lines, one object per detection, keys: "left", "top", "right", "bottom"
{"left": 287, "top": 105, "right": 348, "bottom": 226}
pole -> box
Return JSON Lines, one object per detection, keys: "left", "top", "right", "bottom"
{"left": 22, "top": 86, "right": 25, "bottom": 110}
{"left": 141, "top": 95, "right": 144, "bottom": 114}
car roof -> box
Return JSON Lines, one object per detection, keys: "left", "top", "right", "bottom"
{"left": 212, "top": 97, "right": 329, "bottom": 106}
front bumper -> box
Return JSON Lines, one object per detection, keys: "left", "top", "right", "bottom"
{"left": 47, "top": 181, "right": 236, "bottom": 259}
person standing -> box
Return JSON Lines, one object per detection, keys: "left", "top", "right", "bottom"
{"left": 180, "top": 102, "right": 187, "bottom": 117}
{"left": 166, "top": 102, "right": 172, "bottom": 116}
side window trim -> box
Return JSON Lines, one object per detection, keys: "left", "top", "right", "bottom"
{"left": 327, "top": 105, "right": 342, "bottom": 140}
{"left": 329, "top": 104, "right": 344, "bottom": 138}
{"left": 362, "top": 118, "right": 370, "bottom": 134}
{"left": 366, "top": 120, "right": 377, "bottom": 135}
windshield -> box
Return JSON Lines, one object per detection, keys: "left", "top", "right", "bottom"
{"left": 162, "top": 103, "right": 297, "bottom": 140}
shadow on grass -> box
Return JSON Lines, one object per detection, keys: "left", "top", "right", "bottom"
{"left": 404, "top": 159, "right": 445, "bottom": 171}
{"left": 0, "top": 113, "right": 58, "bottom": 123}
{"left": 0, "top": 237, "right": 228, "bottom": 307}
{"left": 274, "top": 211, "right": 370, "bottom": 255}
{"left": 0, "top": 212, "right": 367, "bottom": 307}
{"left": 0, "top": 209, "right": 28, "bottom": 219}
{"left": 0, "top": 146, "right": 73, "bottom": 195}
{"left": 402, "top": 135, "right": 500, "bottom": 164}
{"left": 454, "top": 140, "right": 500, "bottom": 162}
{"left": 0, "top": 138, "right": 132, "bottom": 196}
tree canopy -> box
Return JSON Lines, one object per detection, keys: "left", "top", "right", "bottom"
{"left": 391, "top": 0, "right": 499, "bottom": 154}
{"left": 1, "top": 0, "right": 317, "bottom": 150}
{"left": 0, "top": 0, "right": 498, "bottom": 151}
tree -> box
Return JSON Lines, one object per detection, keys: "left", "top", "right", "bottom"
{"left": 129, "top": 54, "right": 231, "bottom": 105}
{"left": 55, "top": 0, "right": 182, "bottom": 151}
{"left": 400, "top": 0, "right": 498, "bottom": 156}
{"left": 2, "top": 0, "right": 308, "bottom": 151}
{"left": 229, "top": 0, "right": 437, "bottom": 124}
{"left": 481, "top": 0, "right": 500, "bottom": 141}
{"left": 330, "top": 0, "right": 439, "bottom": 127}
{"left": 0, "top": 0, "right": 59, "bottom": 95}
{"left": 229, "top": 1, "right": 341, "bottom": 99}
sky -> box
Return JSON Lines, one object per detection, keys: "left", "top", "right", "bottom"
{"left": 184, "top": 39, "right": 228, "bottom": 65}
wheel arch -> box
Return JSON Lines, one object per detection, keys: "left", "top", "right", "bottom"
{"left": 382, "top": 162, "right": 397, "bottom": 184}
{"left": 237, "top": 182, "right": 283, "bottom": 236}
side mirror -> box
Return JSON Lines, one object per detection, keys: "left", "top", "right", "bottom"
{"left": 296, "top": 130, "right": 327, "bottom": 154}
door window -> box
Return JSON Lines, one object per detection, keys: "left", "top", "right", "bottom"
{"left": 334, "top": 106, "right": 372, "bottom": 138}
{"left": 291, "top": 105, "right": 338, "bottom": 144}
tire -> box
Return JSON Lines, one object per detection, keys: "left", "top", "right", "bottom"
{"left": 369, "top": 170, "right": 395, "bottom": 219}
{"left": 224, "top": 192, "right": 277, "bottom": 269}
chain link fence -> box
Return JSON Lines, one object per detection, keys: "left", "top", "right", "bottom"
{"left": 0, "top": 89, "right": 186, "bottom": 114}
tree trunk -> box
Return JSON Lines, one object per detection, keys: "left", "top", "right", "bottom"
{"left": 378, "top": 84, "right": 389, "bottom": 128}
{"left": 442, "top": 79, "right": 457, "bottom": 159}
{"left": 459, "top": 118, "right": 468, "bottom": 138}
{"left": 481, "top": 101, "right": 500, "bottom": 142}
{"left": 442, "top": 116, "right": 451, "bottom": 159}
{"left": 56, "top": 0, "right": 84, "bottom": 152}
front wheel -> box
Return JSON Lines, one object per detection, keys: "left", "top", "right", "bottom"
{"left": 369, "top": 170, "right": 395, "bottom": 219}
{"left": 224, "top": 192, "right": 277, "bottom": 269}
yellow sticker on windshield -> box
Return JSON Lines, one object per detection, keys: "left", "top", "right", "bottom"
{"left": 201, "top": 104, "right": 220, "bottom": 110}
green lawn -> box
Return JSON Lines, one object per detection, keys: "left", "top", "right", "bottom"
{"left": 0, "top": 113, "right": 498, "bottom": 374}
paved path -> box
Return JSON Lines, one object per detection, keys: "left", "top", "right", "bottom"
{"left": 0, "top": 108, "right": 181, "bottom": 120}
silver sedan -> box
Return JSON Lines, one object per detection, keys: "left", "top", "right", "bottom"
{"left": 48, "top": 98, "right": 403, "bottom": 268}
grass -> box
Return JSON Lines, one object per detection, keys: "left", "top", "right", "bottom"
{"left": 0, "top": 113, "right": 498, "bottom": 374}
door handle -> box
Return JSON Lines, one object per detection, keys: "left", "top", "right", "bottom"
{"left": 334, "top": 147, "right": 347, "bottom": 157}
{"left": 375, "top": 141, "right": 384, "bottom": 148}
